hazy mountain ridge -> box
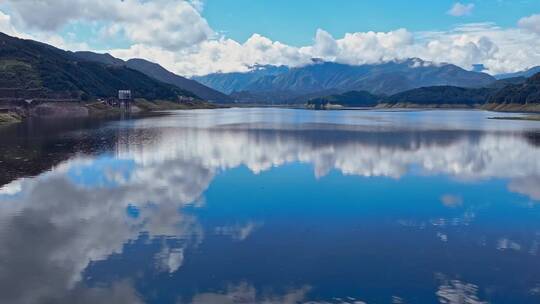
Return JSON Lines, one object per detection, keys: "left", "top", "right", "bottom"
{"left": 195, "top": 59, "right": 496, "bottom": 103}
{"left": 495, "top": 66, "right": 540, "bottom": 80}
{"left": 192, "top": 65, "right": 290, "bottom": 95}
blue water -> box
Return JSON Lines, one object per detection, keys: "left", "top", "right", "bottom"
{"left": 0, "top": 108, "right": 539, "bottom": 304}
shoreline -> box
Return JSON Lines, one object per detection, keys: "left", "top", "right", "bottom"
{"left": 3, "top": 101, "right": 540, "bottom": 127}
{"left": 301, "top": 102, "right": 540, "bottom": 114}
{"left": 488, "top": 115, "right": 540, "bottom": 121}
{"left": 0, "top": 99, "right": 224, "bottom": 126}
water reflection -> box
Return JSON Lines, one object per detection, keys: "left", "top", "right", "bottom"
{"left": 0, "top": 109, "right": 539, "bottom": 303}
{"left": 114, "top": 121, "right": 540, "bottom": 200}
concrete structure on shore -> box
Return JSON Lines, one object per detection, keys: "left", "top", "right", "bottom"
{"left": 118, "top": 90, "right": 132, "bottom": 101}
{"left": 106, "top": 90, "right": 132, "bottom": 109}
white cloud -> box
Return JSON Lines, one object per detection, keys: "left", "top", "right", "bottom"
{"left": 447, "top": 2, "right": 475, "bottom": 17}
{"left": 108, "top": 22, "right": 540, "bottom": 76}
{"left": 108, "top": 28, "right": 416, "bottom": 76}
{"left": 304, "top": 28, "right": 415, "bottom": 66}
{"left": 110, "top": 35, "right": 313, "bottom": 76}
{"left": 1, "top": 2, "right": 540, "bottom": 76}
{"left": 0, "top": 9, "right": 88, "bottom": 51}
{"left": 311, "top": 29, "right": 339, "bottom": 58}
{"left": 111, "top": 23, "right": 540, "bottom": 76}
{"left": 519, "top": 13, "right": 540, "bottom": 35}
{"left": 0, "top": 10, "right": 21, "bottom": 37}
{"left": 4, "top": 0, "right": 213, "bottom": 50}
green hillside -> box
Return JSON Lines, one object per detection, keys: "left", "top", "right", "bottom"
{"left": 307, "top": 91, "right": 380, "bottom": 109}
{"left": 0, "top": 32, "right": 197, "bottom": 101}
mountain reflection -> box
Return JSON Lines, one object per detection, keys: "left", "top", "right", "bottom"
{"left": 0, "top": 109, "right": 539, "bottom": 303}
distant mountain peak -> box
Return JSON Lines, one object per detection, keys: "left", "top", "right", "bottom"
{"left": 195, "top": 58, "right": 496, "bottom": 103}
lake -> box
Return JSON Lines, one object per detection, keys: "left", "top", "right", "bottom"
{"left": 0, "top": 108, "right": 539, "bottom": 304}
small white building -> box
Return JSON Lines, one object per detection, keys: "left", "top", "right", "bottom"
{"left": 118, "top": 90, "right": 132, "bottom": 101}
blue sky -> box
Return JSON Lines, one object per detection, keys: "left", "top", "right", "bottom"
{"left": 0, "top": 0, "right": 540, "bottom": 76}
{"left": 203, "top": 0, "right": 540, "bottom": 45}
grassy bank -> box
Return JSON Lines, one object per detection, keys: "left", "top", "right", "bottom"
{"left": 310, "top": 102, "right": 540, "bottom": 113}
{"left": 376, "top": 103, "right": 478, "bottom": 110}
{"left": 133, "top": 99, "right": 220, "bottom": 111}
{"left": 86, "top": 99, "right": 220, "bottom": 116}
{"left": 0, "top": 112, "right": 22, "bottom": 126}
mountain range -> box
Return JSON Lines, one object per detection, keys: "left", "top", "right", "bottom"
{"left": 195, "top": 58, "right": 496, "bottom": 103}
{"left": 192, "top": 65, "right": 291, "bottom": 95}
{"left": 1, "top": 31, "right": 538, "bottom": 111}
{"left": 308, "top": 71, "right": 540, "bottom": 110}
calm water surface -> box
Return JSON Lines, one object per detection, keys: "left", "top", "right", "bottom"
{"left": 0, "top": 108, "right": 540, "bottom": 304}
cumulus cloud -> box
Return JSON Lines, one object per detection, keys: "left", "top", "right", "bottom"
{"left": 519, "top": 14, "right": 540, "bottom": 35}
{"left": 0, "top": 8, "right": 89, "bottom": 50}
{"left": 4, "top": 0, "right": 213, "bottom": 50}
{"left": 311, "top": 29, "right": 339, "bottom": 58}
{"left": 303, "top": 28, "right": 414, "bottom": 66}
{"left": 108, "top": 27, "right": 416, "bottom": 76}
{"left": 447, "top": 3, "right": 475, "bottom": 17}
{"left": 107, "top": 22, "right": 540, "bottom": 76}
